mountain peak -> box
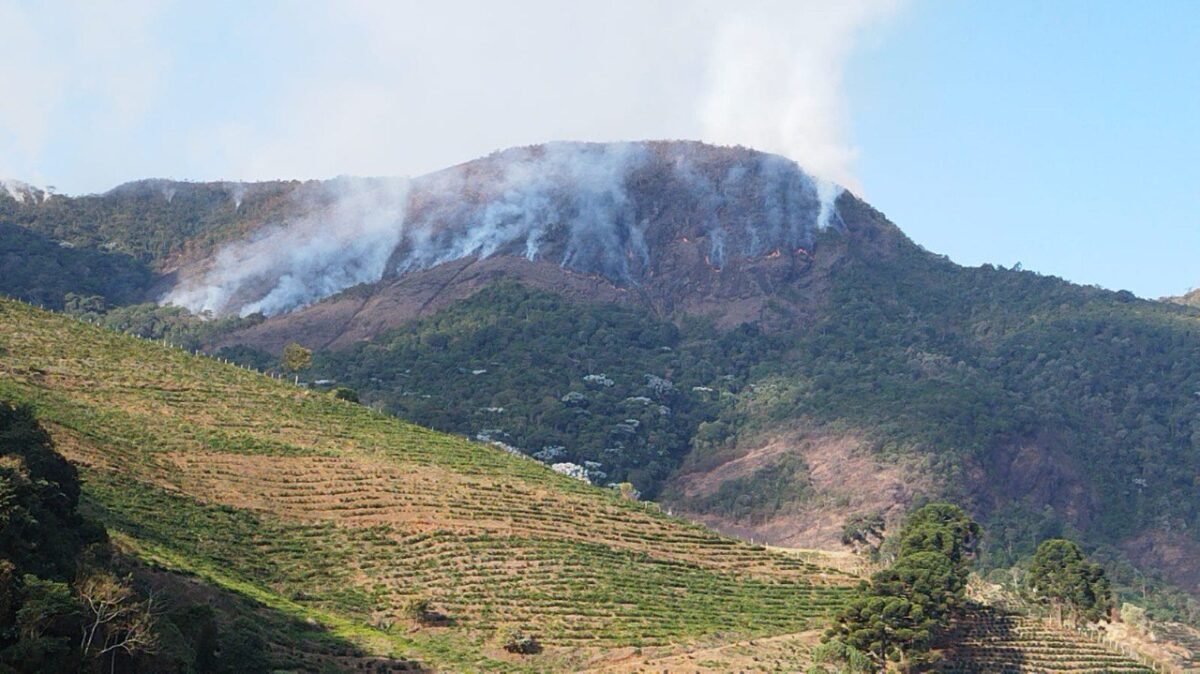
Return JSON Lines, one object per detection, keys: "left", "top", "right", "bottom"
{"left": 163, "top": 140, "right": 872, "bottom": 320}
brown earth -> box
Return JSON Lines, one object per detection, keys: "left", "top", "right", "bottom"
{"left": 209, "top": 231, "right": 846, "bottom": 355}
{"left": 662, "top": 425, "right": 932, "bottom": 550}
{"left": 1165, "top": 288, "right": 1200, "bottom": 308}
{"left": 1121, "top": 530, "right": 1200, "bottom": 597}
{"left": 212, "top": 255, "right": 636, "bottom": 354}
{"left": 971, "top": 433, "right": 1099, "bottom": 529}
{"left": 580, "top": 629, "right": 824, "bottom": 673}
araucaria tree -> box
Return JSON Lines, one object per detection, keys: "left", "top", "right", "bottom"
{"left": 827, "top": 503, "right": 981, "bottom": 672}
{"left": 1027, "top": 539, "right": 1112, "bottom": 626}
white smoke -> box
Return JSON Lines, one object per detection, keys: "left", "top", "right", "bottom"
{"left": 164, "top": 143, "right": 650, "bottom": 317}
{"left": 699, "top": 1, "right": 901, "bottom": 194}
{"left": 162, "top": 141, "right": 845, "bottom": 318}
{"left": 163, "top": 177, "right": 410, "bottom": 316}
{"left": 4, "top": 2, "right": 901, "bottom": 199}
{"left": 2, "top": 179, "right": 29, "bottom": 203}
{"left": 224, "top": 182, "right": 247, "bottom": 210}
{"left": 368, "top": 142, "right": 651, "bottom": 283}
{"left": 1, "top": 179, "right": 49, "bottom": 204}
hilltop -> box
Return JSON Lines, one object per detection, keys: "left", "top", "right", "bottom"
{"left": 1167, "top": 288, "right": 1200, "bottom": 308}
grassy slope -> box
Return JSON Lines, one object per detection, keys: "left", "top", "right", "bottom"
{"left": 0, "top": 297, "right": 855, "bottom": 672}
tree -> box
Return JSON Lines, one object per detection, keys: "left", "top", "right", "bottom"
{"left": 77, "top": 572, "right": 158, "bottom": 666}
{"left": 502, "top": 629, "right": 542, "bottom": 655}
{"left": 830, "top": 594, "right": 936, "bottom": 671}
{"left": 0, "top": 402, "right": 104, "bottom": 581}
{"left": 281, "top": 343, "right": 312, "bottom": 372}
{"left": 403, "top": 597, "right": 450, "bottom": 626}
{"left": 1027, "top": 539, "right": 1112, "bottom": 626}
{"left": 898, "top": 503, "right": 981, "bottom": 569}
{"left": 827, "top": 503, "right": 981, "bottom": 672}
{"left": 215, "top": 617, "right": 271, "bottom": 674}
{"left": 8, "top": 575, "right": 79, "bottom": 672}
{"left": 0, "top": 402, "right": 166, "bottom": 673}
{"left": 616, "top": 482, "right": 640, "bottom": 501}
{"left": 809, "top": 639, "right": 874, "bottom": 673}
{"left": 331, "top": 387, "right": 359, "bottom": 403}
{"left": 841, "top": 512, "right": 886, "bottom": 557}
{"left": 874, "top": 550, "right": 966, "bottom": 620}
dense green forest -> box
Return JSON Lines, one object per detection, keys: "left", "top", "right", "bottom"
{"left": 0, "top": 223, "right": 154, "bottom": 310}
{"left": 782, "top": 243, "right": 1200, "bottom": 561}
{"left": 0, "top": 182, "right": 304, "bottom": 311}
{"left": 308, "top": 283, "right": 780, "bottom": 494}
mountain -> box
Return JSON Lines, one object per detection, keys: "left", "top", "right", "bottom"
{"left": 4, "top": 140, "right": 1200, "bottom": 623}
{"left": 163, "top": 142, "right": 900, "bottom": 352}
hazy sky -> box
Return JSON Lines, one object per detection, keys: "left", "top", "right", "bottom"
{"left": 1, "top": 0, "right": 1196, "bottom": 297}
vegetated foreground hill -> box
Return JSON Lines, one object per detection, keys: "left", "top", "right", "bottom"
{"left": 0, "top": 297, "right": 860, "bottom": 672}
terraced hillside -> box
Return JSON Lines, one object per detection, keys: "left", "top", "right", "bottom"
{"left": 941, "top": 607, "right": 1157, "bottom": 674}
{"left": 1155, "top": 623, "right": 1200, "bottom": 671}
{"left": 0, "top": 298, "right": 855, "bottom": 672}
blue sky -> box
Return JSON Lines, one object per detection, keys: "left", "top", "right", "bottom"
{"left": 848, "top": 2, "right": 1199, "bottom": 298}
{"left": 0, "top": 1, "right": 1195, "bottom": 297}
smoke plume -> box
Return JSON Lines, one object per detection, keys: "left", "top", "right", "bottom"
{"left": 699, "top": 1, "right": 901, "bottom": 194}
{"left": 163, "top": 142, "right": 843, "bottom": 318}
{"left": 164, "top": 177, "right": 410, "bottom": 316}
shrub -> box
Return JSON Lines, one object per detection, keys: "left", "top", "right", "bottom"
{"left": 403, "top": 598, "right": 450, "bottom": 626}
{"left": 404, "top": 598, "right": 432, "bottom": 623}
{"left": 502, "top": 630, "right": 541, "bottom": 655}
